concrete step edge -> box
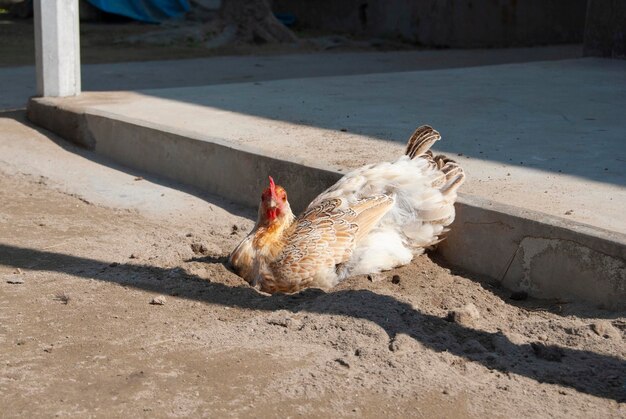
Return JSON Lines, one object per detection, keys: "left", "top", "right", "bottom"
{"left": 27, "top": 97, "right": 626, "bottom": 310}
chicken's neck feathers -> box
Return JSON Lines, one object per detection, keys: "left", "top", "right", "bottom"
{"left": 252, "top": 210, "right": 295, "bottom": 258}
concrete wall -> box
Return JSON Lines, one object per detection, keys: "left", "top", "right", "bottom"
{"left": 584, "top": 0, "right": 626, "bottom": 58}
{"left": 439, "top": 195, "right": 626, "bottom": 311}
{"left": 273, "top": 0, "right": 587, "bottom": 47}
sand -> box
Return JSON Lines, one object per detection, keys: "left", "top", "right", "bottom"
{"left": 0, "top": 163, "right": 624, "bottom": 417}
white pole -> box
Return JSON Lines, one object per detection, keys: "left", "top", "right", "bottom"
{"left": 34, "top": 0, "right": 81, "bottom": 97}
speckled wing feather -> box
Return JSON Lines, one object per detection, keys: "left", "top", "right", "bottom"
{"left": 268, "top": 196, "right": 393, "bottom": 291}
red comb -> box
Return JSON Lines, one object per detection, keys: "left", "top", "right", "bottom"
{"left": 268, "top": 176, "right": 276, "bottom": 196}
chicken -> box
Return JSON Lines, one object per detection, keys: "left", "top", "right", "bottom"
{"left": 229, "top": 125, "right": 465, "bottom": 293}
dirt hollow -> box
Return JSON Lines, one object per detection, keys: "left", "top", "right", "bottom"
{"left": 0, "top": 121, "right": 625, "bottom": 417}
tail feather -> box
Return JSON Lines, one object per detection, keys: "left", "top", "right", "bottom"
{"left": 405, "top": 125, "right": 441, "bottom": 159}
{"left": 441, "top": 162, "right": 462, "bottom": 176}
{"left": 405, "top": 125, "right": 466, "bottom": 196}
{"left": 440, "top": 163, "right": 465, "bottom": 196}
{"left": 433, "top": 154, "right": 455, "bottom": 169}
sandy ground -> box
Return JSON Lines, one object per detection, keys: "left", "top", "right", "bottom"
{"left": 0, "top": 113, "right": 625, "bottom": 417}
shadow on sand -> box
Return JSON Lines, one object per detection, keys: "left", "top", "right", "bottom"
{"left": 1, "top": 243, "right": 624, "bottom": 402}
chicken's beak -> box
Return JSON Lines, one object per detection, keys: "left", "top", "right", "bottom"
{"left": 266, "top": 198, "right": 279, "bottom": 220}
{"left": 265, "top": 176, "right": 280, "bottom": 221}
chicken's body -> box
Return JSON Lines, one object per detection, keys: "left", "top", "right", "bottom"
{"left": 229, "top": 126, "right": 465, "bottom": 293}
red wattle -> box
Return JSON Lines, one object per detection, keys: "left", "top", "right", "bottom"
{"left": 267, "top": 208, "right": 278, "bottom": 220}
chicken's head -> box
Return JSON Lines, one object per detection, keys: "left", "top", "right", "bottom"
{"left": 259, "top": 176, "right": 291, "bottom": 224}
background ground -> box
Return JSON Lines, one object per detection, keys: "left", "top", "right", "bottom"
{"left": 0, "top": 112, "right": 624, "bottom": 418}
{"left": 0, "top": 18, "right": 417, "bottom": 68}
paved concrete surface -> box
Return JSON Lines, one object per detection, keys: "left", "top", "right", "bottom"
{"left": 28, "top": 57, "right": 626, "bottom": 234}
{"left": 25, "top": 57, "right": 626, "bottom": 309}
{"left": 1, "top": 45, "right": 581, "bottom": 110}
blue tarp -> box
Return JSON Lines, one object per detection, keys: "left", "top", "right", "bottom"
{"left": 86, "top": 0, "right": 190, "bottom": 24}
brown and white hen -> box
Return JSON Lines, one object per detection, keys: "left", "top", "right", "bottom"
{"left": 229, "top": 125, "right": 465, "bottom": 293}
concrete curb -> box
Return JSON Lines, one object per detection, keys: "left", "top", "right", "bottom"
{"left": 27, "top": 97, "right": 626, "bottom": 310}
